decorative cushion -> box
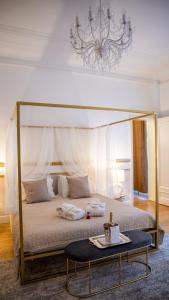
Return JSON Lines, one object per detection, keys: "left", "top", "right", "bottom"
{"left": 58, "top": 175, "right": 69, "bottom": 198}
{"left": 67, "top": 176, "right": 91, "bottom": 199}
{"left": 22, "top": 178, "right": 52, "bottom": 203}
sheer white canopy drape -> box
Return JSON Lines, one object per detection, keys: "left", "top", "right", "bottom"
{"left": 5, "top": 119, "right": 18, "bottom": 213}
{"left": 21, "top": 127, "right": 55, "bottom": 179}
{"left": 54, "top": 128, "right": 93, "bottom": 177}
{"left": 5, "top": 118, "right": 132, "bottom": 213}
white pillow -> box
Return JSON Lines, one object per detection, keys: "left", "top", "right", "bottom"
{"left": 88, "top": 177, "right": 95, "bottom": 194}
{"left": 58, "top": 175, "right": 69, "bottom": 198}
{"left": 47, "top": 175, "right": 55, "bottom": 198}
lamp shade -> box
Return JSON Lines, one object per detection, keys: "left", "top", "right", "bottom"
{"left": 0, "top": 162, "right": 5, "bottom": 176}
{"left": 112, "top": 169, "right": 125, "bottom": 183}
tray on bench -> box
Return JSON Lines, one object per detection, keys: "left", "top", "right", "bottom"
{"left": 89, "top": 233, "right": 132, "bottom": 249}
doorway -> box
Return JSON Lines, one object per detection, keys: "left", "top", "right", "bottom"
{"left": 133, "top": 120, "right": 148, "bottom": 200}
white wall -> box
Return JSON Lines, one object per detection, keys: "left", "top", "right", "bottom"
{"left": 160, "top": 80, "right": 169, "bottom": 114}
{"left": 158, "top": 117, "right": 169, "bottom": 205}
{"left": 0, "top": 63, "right": 160, "bottom": 161}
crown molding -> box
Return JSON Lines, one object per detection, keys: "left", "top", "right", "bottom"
{"left": 0, "top": 56, "right": 160, "bottom": 85}
{"left": 0, "top": 24, "right": 163, "bottom": 84}
{"left": 71, "top": 68, "right": 160, "bottom": 84}
{"left": 0, "top": 24, "right": 49, "bottom": 39}
{"left": 0, "top": 24, "right": 49, "bottom": 54}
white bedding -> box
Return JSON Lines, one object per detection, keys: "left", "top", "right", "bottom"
{"left": 12, "top": 194, "right": 164, "bottom": 254}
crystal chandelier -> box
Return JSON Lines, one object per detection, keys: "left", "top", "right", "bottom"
{"left": 70, "top": 0, "right": 132, "bottom": 72}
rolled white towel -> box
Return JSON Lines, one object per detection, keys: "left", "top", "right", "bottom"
{"left": 56, "top": 203, "right": 85, "bottom": 220}
{"left": 86, "top": 200, "right": 106, "bottom": 217}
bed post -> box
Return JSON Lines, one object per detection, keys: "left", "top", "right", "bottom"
{"left": 16, "top": 102, "right": 25, "bottom": 283}
{"left": 154, "top": 112, "right": 159, "bottom": 249}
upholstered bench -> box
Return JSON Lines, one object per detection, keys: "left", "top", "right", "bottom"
{"left": 65, "top": 230, "right": 152, "bottom": 298}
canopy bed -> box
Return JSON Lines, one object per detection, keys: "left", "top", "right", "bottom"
{"left": 5, "top": 101, "right": 160, "bottom": 284}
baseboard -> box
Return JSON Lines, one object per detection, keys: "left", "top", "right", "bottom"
{"left": 0, "top": 215, "right": 9, "bottom": 224}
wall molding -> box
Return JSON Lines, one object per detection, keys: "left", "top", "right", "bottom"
{"left": 159, "top": 187, "right": 169, "bottom": 206}
{"left": 159, "top": 186, "right": 169, "bottom": 192}
{"left": 0, "top": 24, "right": 164, "bottom": 84}
{"left": 0, "top": 24, "right": 49, "bottom": 39}
{"left": 0, "top": 56, "right": 160, "bottom": 85}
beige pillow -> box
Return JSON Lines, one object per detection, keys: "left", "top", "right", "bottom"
{"left": 67, "top": 176, "right": 91, "bottom": 199}
{"left": 22, "top": 178, "right": 52, "bottom": 204}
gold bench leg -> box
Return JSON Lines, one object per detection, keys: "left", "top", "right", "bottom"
{"left": 88, "top": 261, "right": 91, "bottom": 294}
{"left": 146, "top": 247, "right": 149, "bottom": 276}
{"left": 119, "top": 253, "right": 122, "bottom": 285}
{"left": 66, "top": 258, "right": 69, "bottom": 284}
{"left": 66, "top": 247, "right": 151, "bottom": 298}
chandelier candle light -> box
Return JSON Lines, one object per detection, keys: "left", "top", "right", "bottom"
{"left": 70, "top": 0, "right": 132, "bottom": 71}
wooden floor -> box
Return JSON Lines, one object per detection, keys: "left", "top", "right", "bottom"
{"left": 0, "top": 223, "right": 14, "bottom": 261}
{"left": 0, "top": 199, "right": 169, "bottom": 261}
{"left": 134, "top": 198, "right": 169, "bottom": 233}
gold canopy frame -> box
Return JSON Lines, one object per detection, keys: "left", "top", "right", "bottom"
{"left": 16, "top": 101, "right": 159, "bottom": 284}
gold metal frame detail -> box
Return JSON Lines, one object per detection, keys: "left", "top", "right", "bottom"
{"left": 16, "top": 101, "right": 158, "bottom": 284}
{"left": 66, "top": 246, "right": 151, "bottom": 298}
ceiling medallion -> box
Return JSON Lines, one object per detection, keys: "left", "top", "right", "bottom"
{"left": 70, "top": 0, "right": 132, "bottom": 72}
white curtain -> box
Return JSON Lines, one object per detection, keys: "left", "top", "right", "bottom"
{"left": 92, "top": 127, "right": 107, "bottom": 195}
{"left": 92, "top": 126, "right": 117, "bottom": 197}
{"left": 54, "top": 128, "right": 93, "bottom": 178}
{"left": 21, "top": 127, "right": 55, "bottom": 179}
{"left": 21, "top": 127, "right": 93, "bottom": 180}
{"left": 92, "top": 124, "right": 132, "bottom": 199}
{"left": 5, "top": 119, "right": 18, "bottom": 213}
{"left": 5, "top": 120, "right": 132, "bottom": 213}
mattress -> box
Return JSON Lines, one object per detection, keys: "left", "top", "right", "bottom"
{"left": 12, "top": 195, "right": 164, "bottom": 255}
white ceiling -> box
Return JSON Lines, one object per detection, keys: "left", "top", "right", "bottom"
{"left": 0, "top": 0, "right": 169, "bottom": 81}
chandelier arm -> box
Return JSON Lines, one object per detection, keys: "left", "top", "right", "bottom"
{"left": 109, "top": 31, "right": 126, "bottom": 43}
{"left": 75, "top": 25, "right": 97, "bottom": 47}
{"left": 105, "top": 18, "right": 111, "bottom": 40}
{"left": 81, "top": 45, "right": 96, "bottom": 56}
{"left": 81, "top": 42, "right": 96, "bottom": 52}
{"left": 109, "top": 22, "right": 131, "bottom": 43}
{"left": 113, "top": 36, "right": 132, "bottom": 48}
{"left": 71, "top": 30, "right": 96, "bottom": 49}
{"left": 75, "top": 26, "right": 88, "bottom": 46}
{"left": 105, "top": 32, "right": 131, "bottom": 47}
{"left": 89, "top": 20, "right": 97, "bottom": 41}
{"left": 100, "top": 20, "right": 111, "bottom": 47}
{"left": 106, "top": 42, "right": 125, "bottom": 53}
{"left": 71, "top": 42, "right": 86, "bottom": 53}
{"left": 72, "top": 42, "right": 95, "bottom": 54}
